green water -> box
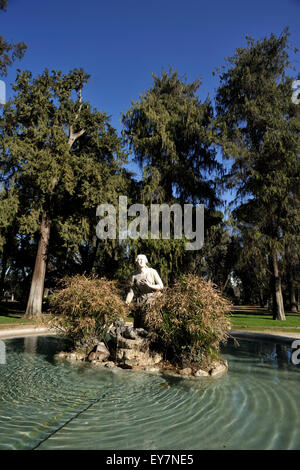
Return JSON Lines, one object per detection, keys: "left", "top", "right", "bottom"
{"left": 0, "top": 335, "right": 299, "bottom": 450}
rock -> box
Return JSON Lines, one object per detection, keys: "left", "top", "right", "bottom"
{"left": 116, "top": 348, "right": 163, "bottom": 368}
{"left": 122, "top": 326, "right": 138, "bottom": 340}
{"left": 179, "top": 367, "right": 192, "bottom": 376}
{"left": 55, "top": 351, "right": 86, "bottom": 361}
{"left": 88, "top": 351, "right": 96, "bottom": 361}
{"left": 55, "top": 351, "right": 69, "bottom": 359}
{"left": 115, "top": 318, "right": 126, "bottom": 331}
{"left": 95, "top": 342, "right": 110, "bottom": 360}
{"left": 194, "top": 369, "right": 209, "bottom": 377}
{"left": 69, "top": 352, "right": 86, "bottom": 361}
{"left": 88, "top": 342, "right": 110, "bottom": 362}
{"left": 210, "top": 363, "right": 228, "bottom": 377}
{"left": 144, "top": 367, "right": 160, "bottom": 373}
{"left": 135, "top": 328, "right": 149, "bottom": 338}
{"left": 116, "top": 336, "right": 145, "bottom": 350}
{"left": 104, "top": 361, "right": 116, "bottom": 368}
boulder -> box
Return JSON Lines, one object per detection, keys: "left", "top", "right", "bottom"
{"left": 116, "top": 348, "right": 163, "bottom": 368}
{"left": 179, "top": 368, "right": 192, "bottom": 376}
{"left": 104, "top": 361, "right": 116, "bottom": 368}
{"left": 116, "top": 336, "right": 145, "bottom": 350}
{"left": 210, "top": 362, "right": 228, "bottom": 377}
{"left": 194, "top": 369, "right": 209, "bottom": 377}
{"left": 88, "top": 342, "right": 110, "bottom": 362}
{"left": 88, "top": 351, "right": 96, "bottom": 361}
{"left": 135, "top": 328, "right": 149, "bottom": 338}
{"left": 122, "top": 326, "right": 138, "bottom": 340}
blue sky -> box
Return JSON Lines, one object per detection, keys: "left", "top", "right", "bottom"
{"left": 1, "top": 0, "right": 299, "bottom": 202}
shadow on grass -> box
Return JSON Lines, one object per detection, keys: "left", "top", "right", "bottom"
{"left": 0, "top": 301, "right": 26, "bottom": 317}
{"left": 231, "top": 309, "right": 300, "bottom": 319}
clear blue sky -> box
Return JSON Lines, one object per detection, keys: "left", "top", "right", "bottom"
{"left": 1, "top": 0, "right": 299, "bottom": 201}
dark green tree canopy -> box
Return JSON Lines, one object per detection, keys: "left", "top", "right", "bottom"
{"left": 122, "top": 68, "right": 221, "bottom": 207}
{"left": 0, "top": 67, "right": 129, "bottom": 315}
{"left": 0, "top": 68, "right": 127, "bottom": 244}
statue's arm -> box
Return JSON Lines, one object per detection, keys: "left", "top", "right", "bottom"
{"left": 125, "top": 276, "right": 135, "bottom": 304}
{"left": 149, "top": 270, "right": 164, "bottom": 291}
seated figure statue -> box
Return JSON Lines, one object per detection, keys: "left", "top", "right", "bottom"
{"left": 126, "top": 255, "right": 164, "bottom": 326}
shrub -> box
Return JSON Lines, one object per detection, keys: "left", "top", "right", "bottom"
{"left": 141, "top": 274, "right": 232, "bottom": 368}
{"left": 49, "top": 275, "right": 129, "bottom": 354}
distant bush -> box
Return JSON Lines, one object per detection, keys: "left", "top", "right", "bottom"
{"left": 142, "top": 274, "right": 232, "bottom": 368}
{"left": 49, "top": 275, "right": 129, "bottom": 353}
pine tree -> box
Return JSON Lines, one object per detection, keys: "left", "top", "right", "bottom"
{"left": 0, "top": 68, "right": 127, "bottom": 316}
{"left": 122, "top": 68, "right": 220, "bottom": 207}
{"left": 215, "top": 30, "right": 300, "bottom": 319}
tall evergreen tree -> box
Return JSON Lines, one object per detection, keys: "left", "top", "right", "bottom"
{"left": 0, "top": 68, "right": 127, "bottom": 316}
{"left": 215, "top": 30, "right": 300, "bottom": 320}
{"left": 122, "top": 68, "right": 220, "bottom": 207}
{"left": 121, "top": 69, "right": 222, "bottom": 279}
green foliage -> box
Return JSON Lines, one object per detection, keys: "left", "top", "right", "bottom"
{"left": 49, "top": 275, "right": 129, "bottom": 353}
{"left": 120, "top": 68, "right": 226, "bottom": 288}
{"left": 215, "top": 30, "right": 300, "bottom": 318}
{"left": 122, "top": 67, "right": 220, "bottom": 206}
{"left": 0, "top": 1, "right": 8, "bottom": 10}
{"left": 142, "top": 274, "right": 232, "bottom": 367}
{"left": 0, "top": 2, "right": 27, "bottom": 76}
{"left": 0, "top": 68, "right": 129, "bottom": 308}
{"left": 0, "top": 68, "right": 127, "bottom": 239}
{"left": 216, "top": 30, "right": 300, "bottom": 247}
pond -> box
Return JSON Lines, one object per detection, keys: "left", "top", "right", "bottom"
{"left": 0, "top": 334, "right": 299, "bottom": 450}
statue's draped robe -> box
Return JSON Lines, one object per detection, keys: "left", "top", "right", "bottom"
{"left": 131, "top": 268, "right": 161, "bottom": 305}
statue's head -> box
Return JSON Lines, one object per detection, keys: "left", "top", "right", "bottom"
{"left": 135, "top": 254, "right": 148, "bottom": 269}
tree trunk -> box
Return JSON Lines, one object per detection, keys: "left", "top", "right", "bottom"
{"left": 272, "top": 251, "right": 286, "bottom": 320}
{"left": 25, "top": 213, "right": 50, "bottom": 317}
{"left": 287, "top": 268, "right": 298, "bottom": 312}
{"left": 0, "top": 246, "right": 8, "bottom": 301}
{"left": 259, "top": 288, "right": 264, "bottom": 308}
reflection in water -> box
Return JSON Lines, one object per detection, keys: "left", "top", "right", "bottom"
{"left": 0, "top": 335, "right": 299, "bottom": 450}
{"left": 24, "top": 336, "right": 38, "bottom": 354}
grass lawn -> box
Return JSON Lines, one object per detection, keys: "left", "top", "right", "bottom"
{"left": 1, "top": 301, "right": 300, "bottom": 333}
{"left": 0, "top": 315, "right": 33, "bottom": 326}
{"left": 230, "top": 309, "right": 300, "bottom": 332}
{"left": 0, "top": 301, "right": 33, "bottom": 328}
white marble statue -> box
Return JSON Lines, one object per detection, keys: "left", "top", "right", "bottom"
{"left": 126, "top": 254, "right": 164, "bottom": 306}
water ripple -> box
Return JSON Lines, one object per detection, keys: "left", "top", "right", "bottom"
{"left": 0, "top": 336, "right": 300, "bottom": 450}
